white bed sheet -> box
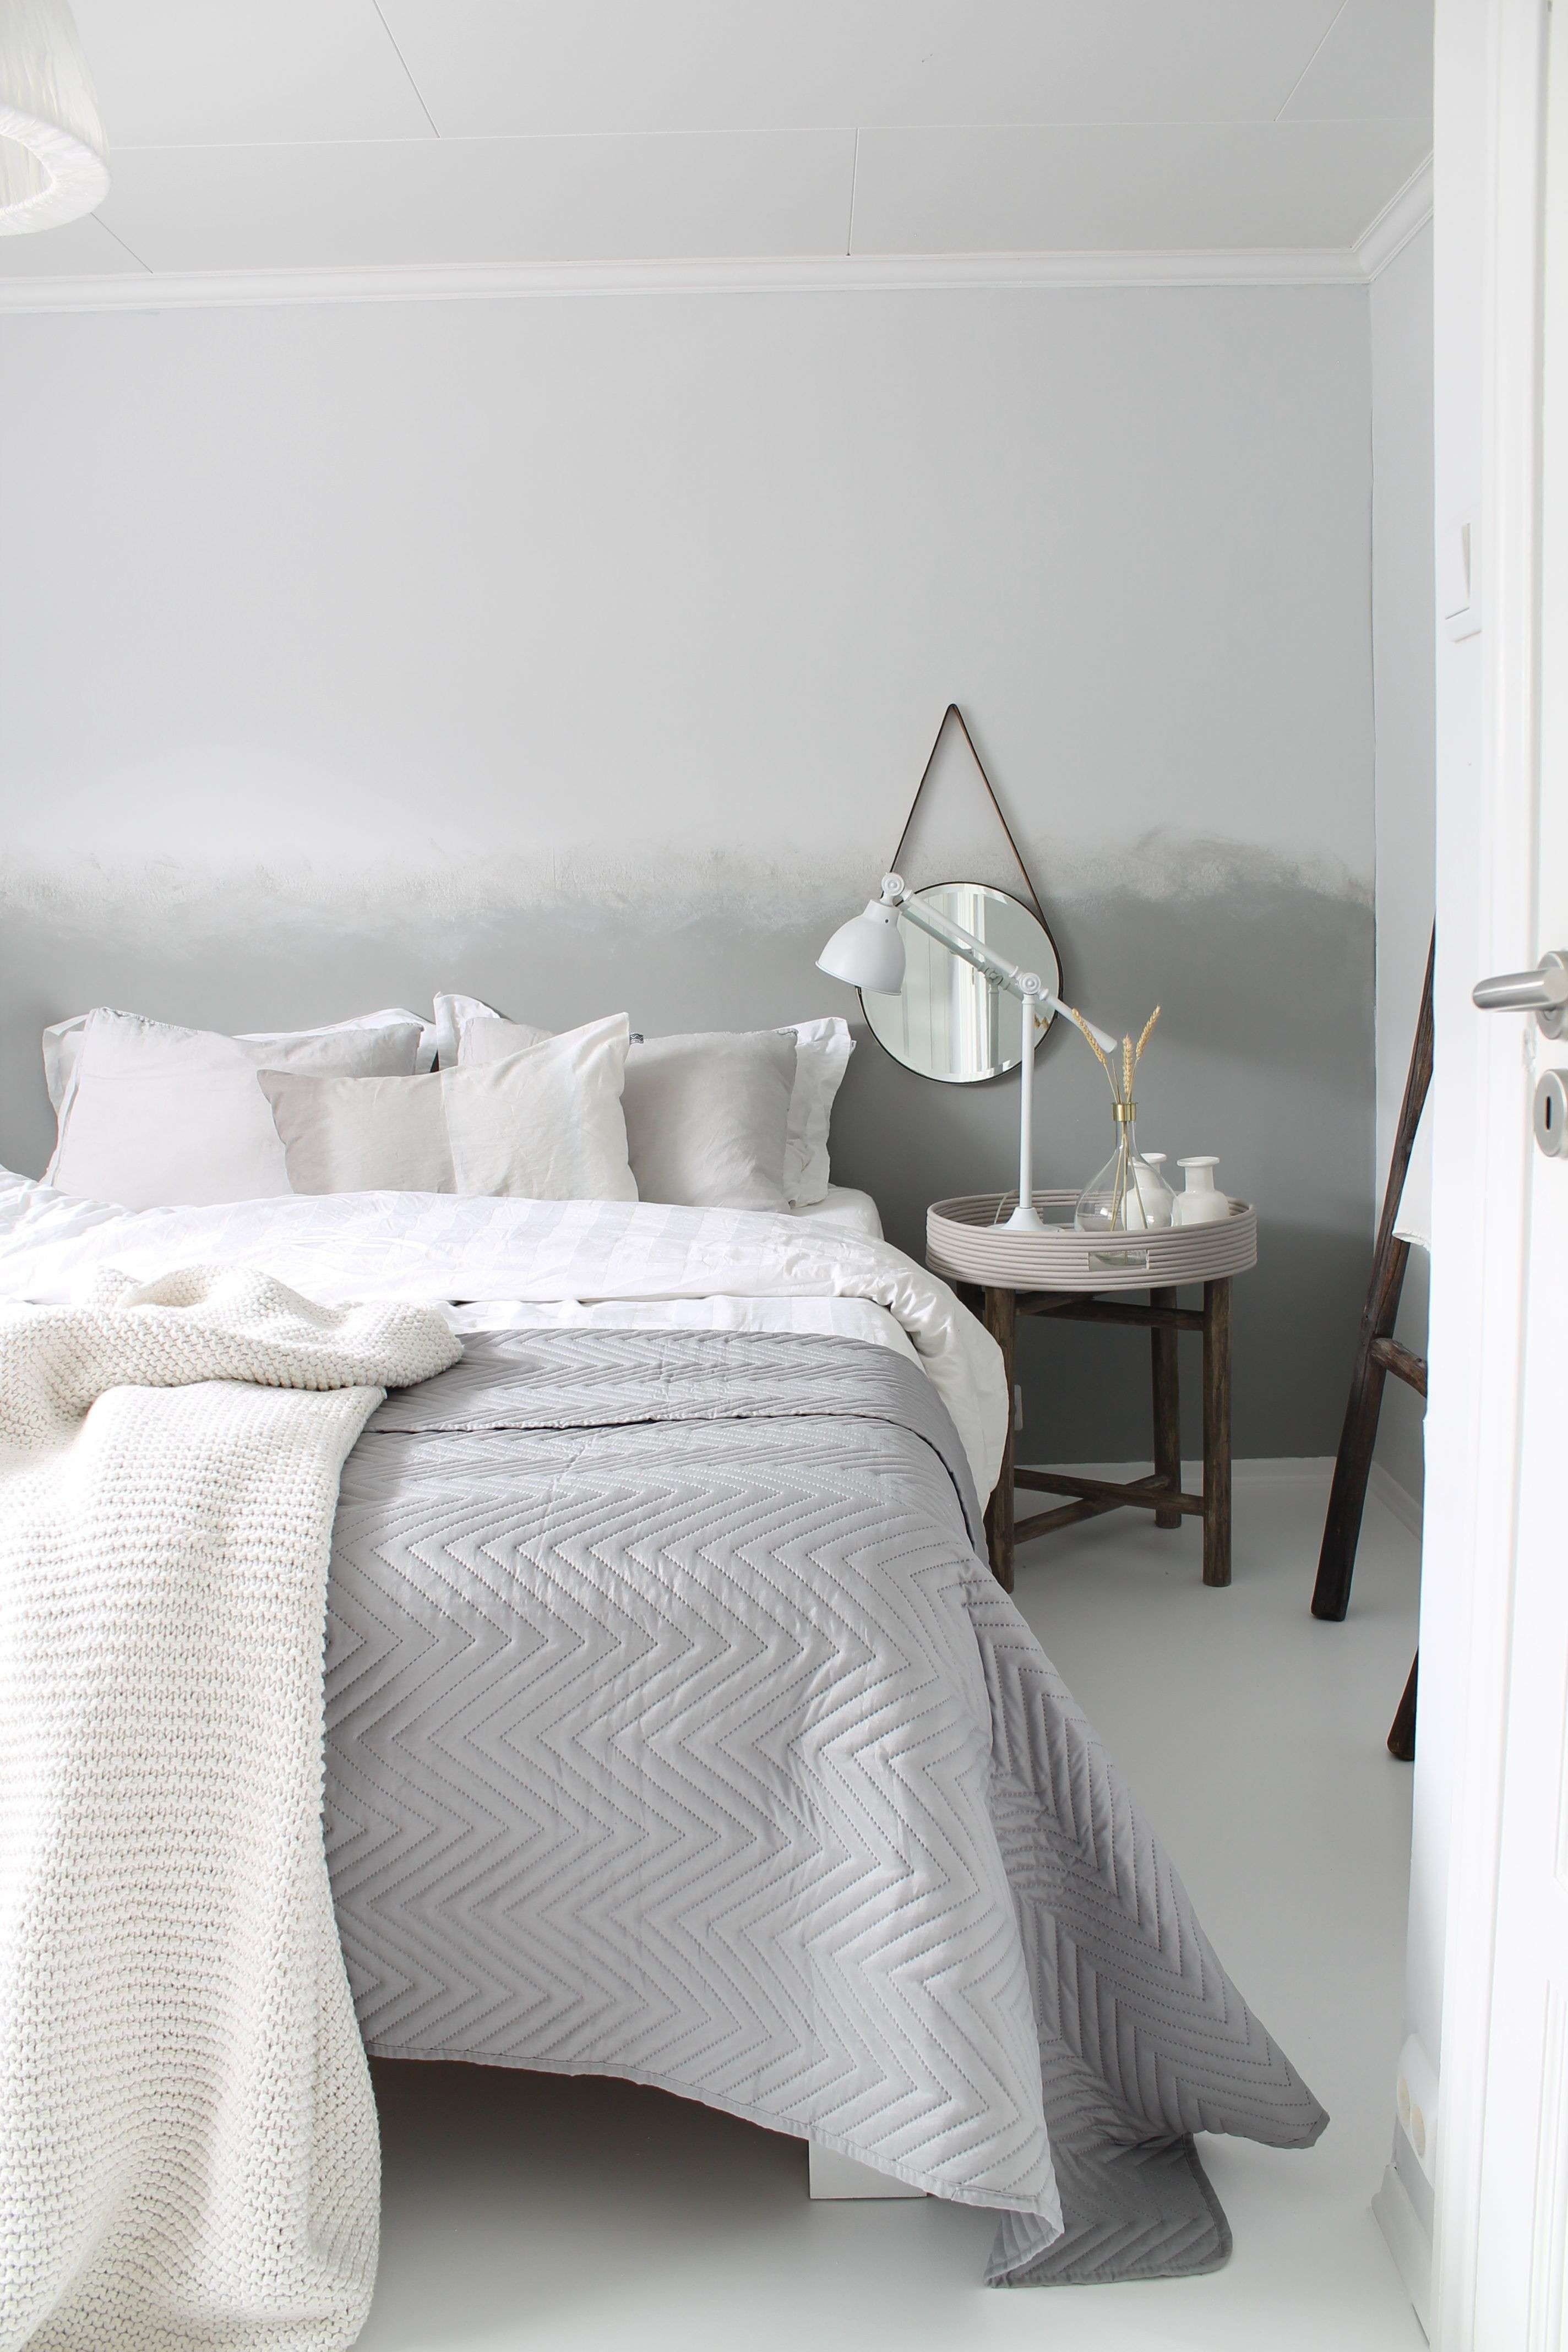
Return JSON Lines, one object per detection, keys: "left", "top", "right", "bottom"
{"left": 786, "top": 1183, "right": 883, "bottom": 1241}
{"left": 456, "top": 1184, "right": 895, "bottom": 1360}
{"left": 0, "top": 1174, "right": 1004, "bottom": 1494}
{"left": 451, "top": 1291, "right": 919, "bottom": 1366}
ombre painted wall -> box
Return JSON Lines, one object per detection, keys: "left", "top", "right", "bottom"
{"left": 0, "top": 285, "right": 1375, "bottom": 1460}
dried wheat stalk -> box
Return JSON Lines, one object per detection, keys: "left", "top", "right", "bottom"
{"left": 1063, "top": 1005, "right": 1119, "bottom": 1095}
{"left": 1133, "top": 1004, "right": 1162, "bottom": 1068}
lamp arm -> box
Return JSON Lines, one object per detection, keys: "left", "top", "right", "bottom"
{"left": 880, "top": 873, "right": 1115, "bottom": 1050}
{"left": 872, "top": 878, "right": 1115, "bottom": 1235}
{"left": 881, "top": 877, "right": 1028, "bottom": 995}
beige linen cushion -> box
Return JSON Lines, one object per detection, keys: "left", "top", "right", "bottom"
{"left": 458, "top": 1017, "right": 796, "bottom": 1211}
{"left": 260, "top": 1014, "right": 637, "bottom": 1201}
{"left": 259, "top": 1069, "right": 454, "bottom": 1194}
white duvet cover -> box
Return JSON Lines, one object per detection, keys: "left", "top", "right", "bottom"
{"left": 0, "top": 1174, "right": 1005, "bottom": 1494}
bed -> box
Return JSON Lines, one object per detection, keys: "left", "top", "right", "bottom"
{"left": 0, "top": 1167, "right": 1325, "bottom": 2292}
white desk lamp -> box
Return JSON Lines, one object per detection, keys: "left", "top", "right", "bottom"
{"left": 818, "top": 873, "right": 1117, "bottom": 1235}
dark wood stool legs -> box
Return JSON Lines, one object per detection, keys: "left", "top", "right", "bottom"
{"left": 1202, "top": 1279, "right": 1233, "bottom": 1589}
{"left": 979, "top": 1277, "right": 1234, "bottom": 1588}
{"left": 1150, "top": 1286, "right": 1182, "bottom": 1530}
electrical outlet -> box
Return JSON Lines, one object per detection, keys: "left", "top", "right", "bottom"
{"left": 1014, "top": 1384, "right": 1025, "bottom": 1434}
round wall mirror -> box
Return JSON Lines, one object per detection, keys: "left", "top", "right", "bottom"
{"left": 860, "top": 882, "right": 1063, "bottom": 1084}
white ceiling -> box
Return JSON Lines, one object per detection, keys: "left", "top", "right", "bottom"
{"left": 6, "top": 1, "right": 1433, "bottom": 282}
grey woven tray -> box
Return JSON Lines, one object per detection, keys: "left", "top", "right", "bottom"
{"left": 926, "top": 1190, "right": 1259, "bottom": 1294}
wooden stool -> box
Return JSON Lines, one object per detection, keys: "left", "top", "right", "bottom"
{"left": 928, "top": 1193, "right": 1258, "bottom": 1594}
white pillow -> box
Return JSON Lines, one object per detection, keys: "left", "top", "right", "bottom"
{"left": 42, "top": 1002, "right": 435, "bottom": 1118}
{"left": 437, "top": 998, "right": 853, "bottom": 1208}
{"left": 431, "top": 991, "right": 552, "bottom": 1073}
{"left": 260, "top": 1014, "right": 638, "bottom": 1202}
{"left": 45, "top": 1006, "right": 430, "bottom": 1210}
{"left": 780, "top": 1016, "right": 854, "bottom": 1207}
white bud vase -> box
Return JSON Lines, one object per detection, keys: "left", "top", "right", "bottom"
{"left": 1173, "top": 1155, "right": 1230, "bottom": 1227}
{"left": 1136, "top": 1150, "right": 1175, "bottom": 1229}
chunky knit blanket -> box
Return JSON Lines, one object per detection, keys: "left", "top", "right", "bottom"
{"left": 0, "top": 1267, "right": 459, "bottom": 2352}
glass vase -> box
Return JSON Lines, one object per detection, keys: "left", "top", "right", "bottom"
{"left": 1074, "top": 1104, "right": 1173, "bottom": 1234}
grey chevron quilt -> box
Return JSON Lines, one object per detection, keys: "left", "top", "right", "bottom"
{"left": 322, "top": 1328, "right": 1326, "bottom": 2286}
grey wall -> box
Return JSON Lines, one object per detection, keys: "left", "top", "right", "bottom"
{"left": 0, "top": 285, "right": 1375, "bottom": 1458}
{"left": 1369, "top": 224, "right": 1436, "bottom": 1502}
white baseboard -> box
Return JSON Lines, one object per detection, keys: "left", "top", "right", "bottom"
{"left": 1369, "top": 1462, "right": 1424, "bottom": 1539}
{"left": 1373, "top": 2161, "right": 1433, "bottom": 2338}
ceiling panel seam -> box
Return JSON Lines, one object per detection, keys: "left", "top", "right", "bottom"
{"left": 369, "top": 0, "right": 440, "bottom": 139}
{"left": 1274, "top": 0, "right": 1354, "bottom": 122}
{"left": 88, "top": 215, "right": 153, "bottom": 274}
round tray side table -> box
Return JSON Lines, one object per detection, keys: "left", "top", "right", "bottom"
{"left": 927, "top": 1191, "right": 1259, "bottom": 1593}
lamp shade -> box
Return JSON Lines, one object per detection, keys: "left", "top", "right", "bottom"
{"left": 816, "top": 901, "right": 907, "bottom": 994}
{"left": 0, "top": 0, "right": 108, "bottom": 235}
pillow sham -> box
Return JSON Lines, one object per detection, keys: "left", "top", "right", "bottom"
{"left": 459, "top": 1017, "right": 796, "bottom": 1211}
{"left": 778, "top": 1015, "right": 853, "bottom": 1207}
{"left": 623, "top": 1030, "right": 796, "bottom": 1210}
{"left": 442, "top": 999, "right": 853, "bottom": 1209}
{"left": 431, "top": 990, "right": 551, "bottom": 1074}
{"left": 258, "top": 1068, "right": 453, "bottom": 1195}
{"left": 41, "top": 1001, "right": 435, "bottom": 1117}
{"left": 44, "top": 1006, "right": 429, "bottom": 1210}
{"left": 454, "top": 1016, "right": 799, "bottom": 1213}
{"left": 260, "top": 1014, "right": 638, "bottom": 1202}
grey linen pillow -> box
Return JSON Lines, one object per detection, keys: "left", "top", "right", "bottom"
{"left": 622, "top": 1031, "right": 797, "bottom": 1210}
{"left": 259, "top": 1068, "right": 454, "bottom": 1194}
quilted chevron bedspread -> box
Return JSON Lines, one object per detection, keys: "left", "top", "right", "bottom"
{"left": 322, "top": 1327, "right": 1326, "bottom": 2286}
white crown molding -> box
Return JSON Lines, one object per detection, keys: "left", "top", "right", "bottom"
{"left": 0, "top": 243, "right": 1370, "bottom": 314}
{"left": 1354, "top": 155, "right": 1434, "bottom": 281}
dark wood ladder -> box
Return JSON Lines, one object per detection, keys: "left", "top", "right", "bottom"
{"left": 1310, "top": 928, "right": 1433, "bottom": 1760}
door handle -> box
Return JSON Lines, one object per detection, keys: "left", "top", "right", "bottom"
{"left": 1472, "top": 950, "right": 1568, "bottom": 1037}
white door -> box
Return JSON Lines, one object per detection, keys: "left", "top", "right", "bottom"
{"left": 1457, "top": 9, "right": 1568, "bottom": 2342}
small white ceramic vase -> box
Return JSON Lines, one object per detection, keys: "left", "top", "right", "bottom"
{"left": 1135, "top": 1150, "right": 1175, "bottom": 1228}
{"left": 1172, "top": 1155, "right": 1231, "bottom": 1227}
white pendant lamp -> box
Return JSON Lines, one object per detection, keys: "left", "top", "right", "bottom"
{"left": 0, "top": 0, "right": 107, "bottom": 235}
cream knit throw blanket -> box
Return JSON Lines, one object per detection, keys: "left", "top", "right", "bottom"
{"left": 0, "top": 1266, "right": 460, "bottom": 2352}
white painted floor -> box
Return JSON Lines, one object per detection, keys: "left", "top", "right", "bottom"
{"left": 357, "top": 1463, "right": 1423, "bottom": 2352}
